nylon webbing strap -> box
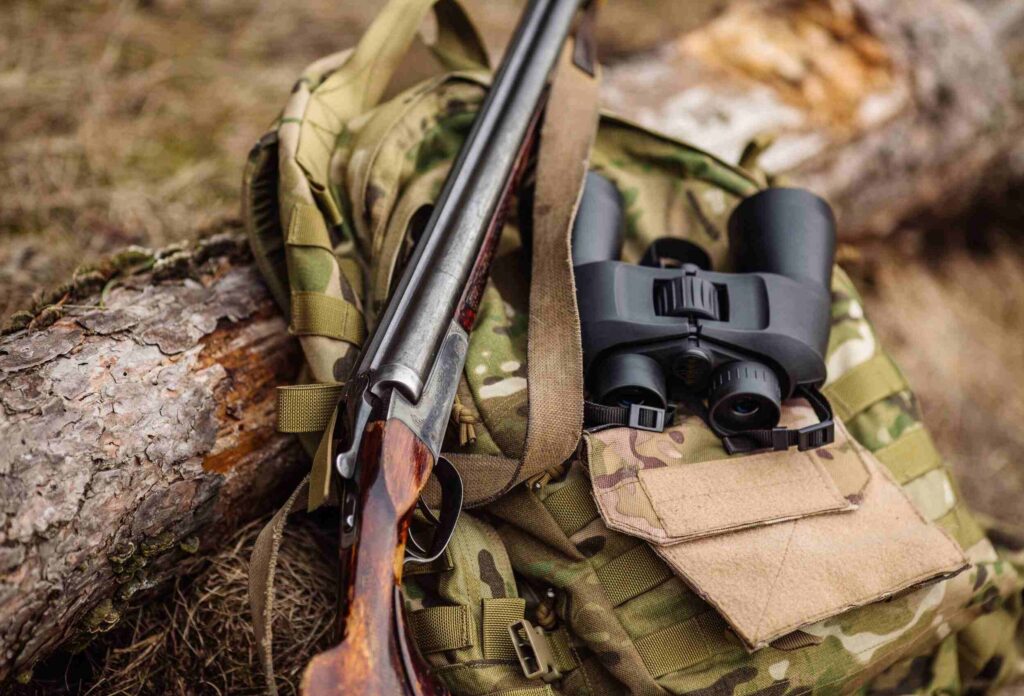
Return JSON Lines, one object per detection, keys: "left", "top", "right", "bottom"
{"left": 308, "top": 405, "right": 338, "bottom": 511}
{"left": 290, "top": 291, "right": 366, "bottom": 345}
{"left": 596, "top": 544, "right": 673, "bottom": 607}
{"left": 403, "top": 546, "right": 455, "bottom": 575}
{"left": 824, "top": 353, "right": 906, "bottom": 422}
{"left": 634, "top": 611, "right": 735, "bottom": 678}
{"left": 518, "top": 35, "right": 599, "bottom": 484}
{"left": 547, "top": 628, "right": 580, "bottom": 673}
{"left": 249, "top": 477, "right": 310, "bottom": 696}
{"left": 937, "top": 502, "right": 987, "bottom": 550}
{"left": 287, "top": 203, "right": 333, "bottom": 250}
{"left": 583, "top": 400, "right": 676, "bottom": 433}
{"left": 874, "top": 426, "right": 943, "bottom": 484}
{"left": 544, "top": 476, "right": 599, "bottom": 537}
{"left": 482, "top": 598, "right": 527, "bottom": 660}
{"left": 407, "top": 605, "right": 475, "bottom": 653}
{"left": 489, "top": 688, "right": 554, "bottom": 696}
{"left": 276, "top": 383, "right": 344, "bottom": 433}
{"left": 721, "top": 384, "right": 834, "bottom": 455}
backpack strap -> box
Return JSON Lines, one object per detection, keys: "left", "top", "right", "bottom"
{"left": 515, "top": 10, "right": 601, "bottom": 484}
{"left": 249, "top": 477, "right": 311, "bottom": 696}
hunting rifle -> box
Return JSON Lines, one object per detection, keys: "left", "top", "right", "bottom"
{"left": 301, "top": 0, "right": 587, "bottom": 694}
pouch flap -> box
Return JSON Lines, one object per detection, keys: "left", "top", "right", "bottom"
{"left": 588, "top": 404, "right": 868, "bottom": 545}
{"left": 585, "top": 414, "right": 968, "bottom": 651}
{"left": 655, "top": 441, "right": 967, "bottom": 650}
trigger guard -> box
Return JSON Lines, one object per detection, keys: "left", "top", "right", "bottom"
{"left": 404, "top": 456, "right": 464, "bottom": 564}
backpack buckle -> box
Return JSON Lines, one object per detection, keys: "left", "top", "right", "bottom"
{"left": 508, "top": 619, "right": 561, "bottom": 683}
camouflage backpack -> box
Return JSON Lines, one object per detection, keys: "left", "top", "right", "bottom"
{"left": 241, "top": 0, "right": 1024, "bottom": 693}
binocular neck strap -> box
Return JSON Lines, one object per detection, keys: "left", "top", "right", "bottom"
{"left": 721, "top": 385, "right": 835, "bottom": 455}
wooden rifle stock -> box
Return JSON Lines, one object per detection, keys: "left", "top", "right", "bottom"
{"left": 302, "top": 418, "right": 444, "bottom": 696}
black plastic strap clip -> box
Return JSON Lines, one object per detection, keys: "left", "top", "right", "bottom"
{"left": 628, "top": 403, "right": 667, "bottom": 432}
{"left": 796, "top": 420, "right": 835, "bottom": 451}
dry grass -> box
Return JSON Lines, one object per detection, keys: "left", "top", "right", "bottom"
{"left": 0, "top": 0, "right": 389, "bottom": 322}
{"left": 12, "top": 517, "right": 336, "bottom": 695}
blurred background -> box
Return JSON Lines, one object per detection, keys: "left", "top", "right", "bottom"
{"left": 2, "top": 0, "right": 1022, "bottom": 692}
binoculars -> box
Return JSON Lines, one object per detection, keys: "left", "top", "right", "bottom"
{"left": 572, "top": 172, "right": 837, "bottom": 452}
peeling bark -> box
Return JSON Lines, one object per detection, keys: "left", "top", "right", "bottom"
{"left": 0, "top": 237, "right": 304, "bottom": 684}
{"left": 601, "top": 0, "right": 1024, "bottom": 238}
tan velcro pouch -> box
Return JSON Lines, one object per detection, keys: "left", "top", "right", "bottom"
{"left": 585, "top": 404, "right": 968, "bottom": 651}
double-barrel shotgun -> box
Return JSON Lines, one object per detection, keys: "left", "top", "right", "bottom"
{"left": 301, "top": 0, "right": 587, "bottom": 694}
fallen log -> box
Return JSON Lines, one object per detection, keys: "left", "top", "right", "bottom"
{"left": 3, "top": 0, "right": 1024, "bottom": 685}
{"left": 600, "top": 0, "right": 1024, "bottom": 238}
{"left": 0, "top": 234, "right": 305, "bottom": 684}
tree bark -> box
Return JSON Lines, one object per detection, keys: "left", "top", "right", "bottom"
{"left": 600, "top": 0, "right": 1024, "bottom": 238}
{"left": 3, "top": 0, "right": 1024, "bottom": 685}
{"left": 0, "top": 235, "right": 305, "bottom": 684}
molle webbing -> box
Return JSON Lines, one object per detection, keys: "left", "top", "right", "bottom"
{"left": 545, "top": 628, "right": 581, "bottom": 674}
{"left": 633, "top": 611, "right": 736, "bottom": 679}
{"left": 542, "top": 473, "right": 675, "bottom": 609}
{"left": 409, "top": 605, "right": 476, "bottom": 653}
{"left": 596, "top": 544, "right": 674, "bottom": 608}
{"left": 938, "top": 502, "right": 987, "bottom": 550}
{"left": 487, "top": 688, "right": 555, "bottom": 696}
{"left": 544, "top": 476, "right": 600, "bottom": 537}
{"left": 286, "top": 202, "right": 334, "bottom": 250}
{"left": 874, "top": 426, "right": 943, "bottom": 484}
{"left": 824, "top": 352, "right": 906, "bottom": 421}
{"left": 275, "top": 383, "right": 344, "bottom": 433}
{"left": 482, "top": 598, "right": 528, "bottom": 659}
{"left": 289, "top": 292, "right": 366, "bottom": 345}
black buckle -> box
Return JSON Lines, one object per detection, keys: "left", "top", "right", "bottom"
{"left": 770, "top": 428, "right": 791, "bottom": 451}
{"left": 796, "top": 421, "right": 835, "bottom": 451}
{"left": 628, "top": 404, "right": 666, "bottom": 432}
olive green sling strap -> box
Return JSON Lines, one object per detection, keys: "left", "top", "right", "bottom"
{"left": 517, "top": 17, "right": 599, "bottom": 485}
{"left": 445, "top": 9, "right": 601, "bottom": 496}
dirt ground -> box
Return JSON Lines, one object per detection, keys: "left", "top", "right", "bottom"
{"left": 2, "top": 0, "right": 1022, "bottom": 692}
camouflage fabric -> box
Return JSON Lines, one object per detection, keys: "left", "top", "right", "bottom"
{"left": 401, "top": 513, "right": 554, "bottom": 696}
{"left": 242, "top": 0, "right": 1024, "bottom": 692}
{"left": 476, "top": 276, "right": 1023, "bottom": 694}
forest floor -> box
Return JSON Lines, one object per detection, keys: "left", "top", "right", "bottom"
{"left": 2, "top": 0, "right": 1023, "bottom": 693}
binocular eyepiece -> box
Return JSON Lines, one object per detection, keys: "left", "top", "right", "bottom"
{"left": 573, "top": 172, "right": 837, "bottom": 448}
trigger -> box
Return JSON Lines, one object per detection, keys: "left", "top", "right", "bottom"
{"left": 404, "top": 457, "right": 464, "bottom": 564}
